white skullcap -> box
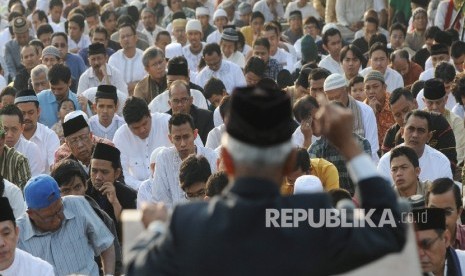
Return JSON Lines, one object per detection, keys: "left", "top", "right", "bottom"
{"left": 186, "top": 19, "right": 202, "bottom": 33}
{"left": 196, "top": 7, "right": 209, "bottom": 17}
{"left": 150, "top": 147, "right": 166, "bottom": 164}
{"left": 322, "top": 23, "right": 339, "bottom": 35}
{"left": 79, "top": 0, "right": 90, "bottom": 5}
{"left": 64, "top": 110, "right": 89, "bottom": 124}
{"left": 213, "top": 9, "right": 227, "bottom": 20}
{"left": 324, "top": 73, "right": 347, "bottom": 92}
{"left": 293, "top": 175, "right": 323, "bottom": 195}
{"left": 164, "top": 43, "right": 183, "bottom": 59}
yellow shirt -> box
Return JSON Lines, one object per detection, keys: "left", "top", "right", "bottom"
{"left": 240, "top": 26, "right": 254, "bottom": 47}
{"left": 281, "top": 158, "right": 340, "bottom": 195}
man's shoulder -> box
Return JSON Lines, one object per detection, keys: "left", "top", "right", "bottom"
{"left": 151, "top": 112, "right": 171, "bottom": 122}
{"left": 425, "top": 144, "right": 450, "bottom": 161}
{"left": 15, "top": 248, "right": 54, "bottom": 270}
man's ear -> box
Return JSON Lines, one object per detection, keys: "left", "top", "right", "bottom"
{"left": 221, "top": 147, "right": 234, "bottom": 175}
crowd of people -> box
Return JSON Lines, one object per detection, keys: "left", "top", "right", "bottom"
{"left": 0, "top": 0, "right": 465, "bottom": 274}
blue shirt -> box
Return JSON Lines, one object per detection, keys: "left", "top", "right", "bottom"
{"left": 38, "top": 90, "right": 80, "bottom": 128}
{"left": 65, "top": 53, "right": 87, "bottom": 84}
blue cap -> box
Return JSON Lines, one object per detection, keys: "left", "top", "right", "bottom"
{"left": 24, "top": 174, "right": 61, "bottom": 209}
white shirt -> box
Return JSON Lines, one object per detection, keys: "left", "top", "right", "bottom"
{"left": 223, "top": 51, "right": 246, "bottom": 68}
{"left": 284, "top": 1, "right": 321, "bottom": 20}
{"left": 141, "top": 25, "right": 165, "bottom": 46}
{"left": 206, "top": 30, "right": 222, "bottom": 44}
{"left": 14, "top": 137, "right": 44, "bottom": 176}
{"left": 182, "top": 43, "right": 205, "bottom": 76}
{"left": 89, "top": 114, "right": 126, "bottom": 141}
{"left": 318, "top": 55, "right": 344, "bottom": 75}
{"left": 419, "top": 68, "right": 435, "bottom": 81}
{"left": 77, "top": 64, "right": 128, "bottom": 95}
{"left": 270, "top": 48, "right": 295, "bottom": 73}
{"left": 68, "top": 35, "right": 91, "bottom": 52}
{"left": 4, "top": 178, "right": 26, "bottom": 218}
{"left": 360, "top": 67, "right": 404, "bottom": 93}
{"left": 108, "top": 48, "right": 146, "bottom": 85}
{"left": 23, "top": 123, "right": 60, "bottom": 174}
{"left": 377, "top": 143, "right": 453, "bottom": 183}
{"left": 81, "top": 87, "right": 128, "bottom": 116}
{"left": 148, "top": 89, "right": 208, "bottom": 113}
{"left": 416, "top": 89, "right": 457, "bottom": 111}
{"left": 205, "top": 124, "right": 225, "bottom": 150}
{"left": 195, "top": 60, "right": 247, "bottom": 93}
{"left": 252, "top": 0, "right": 284, "bottom": 22}
{"left": 137, "top": 178, "right": 155, "bottom": 209}
{"left": 294, "top": 35, "right": 321, "bottom": 60}
{"left": 424, "top": 57, "right": 454, "bottom": 71}
{"left": 354, "top": 100, "right": 380, "bottom": 162}
{"left": 335, "top": 0, "right": 372, "bottom": 27}
{"left": 452, "top": 103, "right": 465, "bottom": 119}
{"left": 113, "top": 112, "right": 173, "bottom": 190}
{"left": 291, "top": 125, "right": 319, "bottom": 148}
{"left": 0, "top": 248, "right": 54, "bottom": 276}
{"left": 152, "top": 145, "right": 218, "bottom": 208}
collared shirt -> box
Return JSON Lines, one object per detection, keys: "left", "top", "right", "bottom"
{"left": 0, "top": 146, "right": 31, "bottom": 190}
{"left": 14, "top": 137, "right": 44, "bottom": 176}
{"left": 318, "top": 55, "right": 344, "bottom": 75}
{"left": 37, "top": 90, "right": 80, "bottom": 128}
{"left": 0, "top": 248, "right": 54, "bottom": 276}
{"left": 205, "top": 124, "right": 225, "bottom": 150}
{"left": 89, "top": 114, "right": 125, "bottom": 140}
{"left": 148, "top": 89, "right": 208, "bottom": 113}
{"left": 378, "top": 143, "right": 453, "bottom": 183}
{"left": 113, "top": 113, "right": 173, "bottom": 190}
{"left": 264, "top": 58, "right": 283, "bottom": 81}
{"left": 444, "top": 109, "right": 465, "bottom": 164}
{"left": 64, "top": 53, "right": 87, "bottom": 87}
{"left": 4, "top": 178, "right": 26, "bottom": 218}
{"left": 182, "top": 43, "right": 205, "bottom": 76}
{"left": 195, "top": 60, "right": 247, "bottom": 94}
{"left": 309, "top": 134, "right": 372, "bottom": 195}
{"left": 152, "top": 146, "right": 218, "bottom": 208}
{"left": 108, "top": 48, "right": 146, "bottom": 85}
{"left": 77, "top": 64, "right": 128, "bottom": 95}
{"left": 23, "top": 123, "right": 60, "bottom": 174}
{"left": 360, "top": 67, "right": 404, "bottom": 93}
{"left": 393, "top": 180, "right": 429, "bottom": 198}
{"left": 16, "top": 196, "right": 114, "bottom": 276}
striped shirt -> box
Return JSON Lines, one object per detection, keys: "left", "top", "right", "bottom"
{"left": 0, "top": 146, "right": 31, "bottom": 190}
{"left": 16, "top": 196, "right": 114, "bottom": 276}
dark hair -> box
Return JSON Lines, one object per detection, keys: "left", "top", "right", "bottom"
{"left": 83, "top": 2, "right": 100, "bottom": 18}
{"left": 168, "top": 113, "right": 195, "bottom": 132}
{"left": 263, "top": 22, "right": 279, "bottom": 36}
{"left": 253, "top": 37, "right": 270, "bottom": 51}
{"left": 389, "top": 87, "right": 414, "bottom": 105}
{"left": 203, "top": 43, "right": 221, "bottom": 57}
{"left": 68, "top": 14, "right": 85, "bottom": 31}
{"left": 390, "top": 22, "right": 406, "bottom": 37}
{"left": 28, "top": 40, "right": 43, "bottom": 53}
{"left": 100, "top": 10, "right": 116, "bottom": 24}
{"left": 0, "top": 87, "right": 17, "bottom": 102}
{"left": 205, "top": 171, "right": 228, "bottom": 197}
{"left": 48, "top": 64, "right": 71, "bottom": 84}
{"left": 427, "top": 177, "right": 462, "bottom": 209}
{"left": 219, "top": 95, "right": 230, "bottom": 119}
{"left": 309, "top": 67, "right": 331, "bottom": 81}
{"left": 304, "top": 16, "right": 320, "bottom": 29}
{"left": 434, "top": 62, "right": 456, "bottom": 83}
{"left": 156, "top": 30, "right": 170, "bottom": 41}
{"left": 410, "top": 80, "right": 425, "bottom": 98}
{"left": 322, "top": 28, "right": 341, "bottom": 46}
{"left": 0, "top": 104, "right": 24, "bottom": 124}
{"left": 51, "top": 159, "right": 86, "bottom": 187}
{"left": 36, "top": 24, "right": 53, "bottom": 38}
{"left": 167, "top": 56, "right": 189, "bottom": 77}
{"left": 390, "top": 146, "right": 419, "bottom": 168}
{"left": 425, "top": 26, "right": 440, "bottom": 39}
{"left": 293, "top": 95, "right": 319, "bottom": 123}
{"left": 179, "top": 154, "right": 212, "bottom": 190}
{"left": 365, "top": 16, "right": 379, "bottom": 28}
{"left": 250, "top": 11, "right": 265, "bottom": 22}
{"left": 244, "top": 56, "right": 266, "bottom": 77}
{"left": 368, "top": 34, "right": 387, "bottom": 49}
{"left": 49, "top": 0, "right": 63, "bottom": 10}
{"left": 390, "top": 49, "right": 409, "bottom": 63}
{"left": 118, "top": 23, "right": 136, "bottom": 36}
{"left": 90, "top": 26, "right": 109, "bottom": 39}
{"left": 349, "top": 75, "right": 364, "bottom": 88}
{"left": 328, "top": 188, "right": 352, "bottom": 207}
{"left": 32, "top": 9, "right": 48, "bottom": 23}
{"left": 405, "top": 109, "right": 432, "bottom": 131}
{"left": 340, "top": 44, "right": 364, "bottom": 63}
{"left": 453, "top": 77, "right": 465, "bottom": 105}
{"left": 122, "top": 96, "right": 150, "bottom": 125}
{"left": 369, "top": 42, "right": 389, "bottom": 58}
{"left": 57, "top": 98, "right": 75, "bottom": 111}
{"left": 451, "top": 41, "right": 465, "bottom": 59}
{"left": 294, "top": 147, "right": 311, "bottom": 172}
{"left": 204, "top": 77, "right": 226, "bottom": 99}
{"left": 51, "top": 32, "right": 68, "bottom": 43}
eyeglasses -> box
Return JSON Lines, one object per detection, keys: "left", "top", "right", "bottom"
{"left": 418, "top": 235, "right": 441, "bottom": 251}
{"left": 151, "top": 59, "right": 165, "bottom": 68}
{"left": 185, "top": 188, "right": 205, "bottom": 199}
{"left": 171, "top": 97, "right": 190, "bottom": 105}
{"left": 67, "top": 133, "right": 90, "bottom": 147}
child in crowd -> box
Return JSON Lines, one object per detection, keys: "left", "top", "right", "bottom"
{"left": 52, "top": 99, "right": 76, "bottom": 144}
{"left": 349, "top": 76, "right": 366, "bottom": 102}
{"left": 0, "top": 87, "right": 17, "bottom": 108}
